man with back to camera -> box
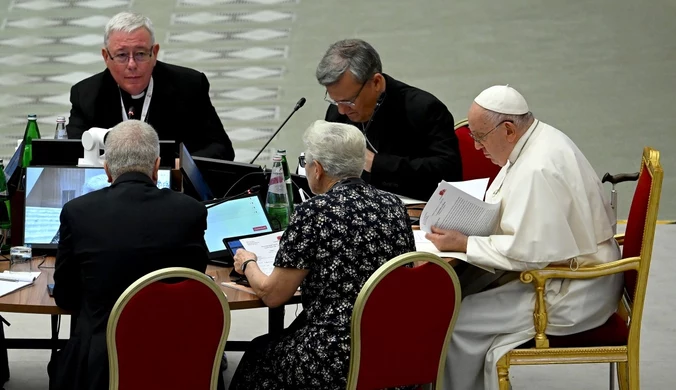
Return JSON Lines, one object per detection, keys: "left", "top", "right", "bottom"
{"left": 66, "top": 11, "right": 235, "bottom": 160}
{"left": 425, "top": 85, "right": 623, "bottom": 390}
{"left": 316, "top": 39, "right": 462, "bottom": 201}
{"left": 48, "top": 120, "right": 217, "bottom": 390}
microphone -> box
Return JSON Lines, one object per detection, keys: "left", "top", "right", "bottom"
{"left": 205, "top": 185, "right": 261, "bottom": 209}
{"left": 128, "top": 106, "right": 135, "bottom": 119}
{"left": 249, "top": 97, "right": 306, "bottom": 164}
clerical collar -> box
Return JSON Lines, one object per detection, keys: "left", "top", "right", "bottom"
{"left": 120, "top": 88, "right": 147, "bottom": 100}
{"left": 508, "top": 119, "right": 540, "bottom": 165}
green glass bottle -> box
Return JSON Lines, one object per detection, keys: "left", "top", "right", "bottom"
{"left": 265, "top": 156, "right": 290, "bottom": 230}
{"left": 0, "top": 160, "right": 11, "bottom": 252}
{"left": 276, "top": 149, "right": 294, "bottom": 212}
{"left": 21, "top": 114, "right": 41, "bottom": 168}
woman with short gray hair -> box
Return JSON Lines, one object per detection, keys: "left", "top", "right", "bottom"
{"left": 230, "top": 120, "right": 416, "bottom": 390}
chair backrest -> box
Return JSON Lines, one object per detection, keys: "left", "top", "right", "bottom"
{"left": 346, "top": 252, "right": 461, "bottom": 390}
{"left": 620, "top": 147, "right": 662, "bottom": 343}
{"left": 454, "top": 119, "right": 502, "bottom": 188}
{"left": 107, "top": 267, "right": 230, "bottom": 390}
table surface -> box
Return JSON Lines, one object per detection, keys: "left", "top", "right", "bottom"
{"left": 0, "top": 257, "right": 282, "bottom": 315}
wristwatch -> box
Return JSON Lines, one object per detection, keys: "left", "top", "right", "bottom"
{"left": 241, "top": 259, "right": 257, "bottom": 273}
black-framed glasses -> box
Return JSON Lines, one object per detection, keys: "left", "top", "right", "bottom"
{"left": 106, "top": 47, "right": 154, "bottom": 64}
{"left": 324, "top": 78, "right": 369, "bottom": 107}
{"left": 469, "top": 120, "right": 512, "bottom": 145}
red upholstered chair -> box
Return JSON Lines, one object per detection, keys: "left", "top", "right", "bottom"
{"left": 454, "top": 119, "right": 501, "bottom": 188}
{"left": 496, "top": 147, "right": 663, "bottom": 390}
{"left": 346, "top": 252, "right": 461, "bottom": 389}
{"left": 107, "top": 268, "right": 230, "bottom": 390}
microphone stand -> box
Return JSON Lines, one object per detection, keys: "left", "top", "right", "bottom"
{"left": 249, "top": 97, "right": 306, "bottom": 164}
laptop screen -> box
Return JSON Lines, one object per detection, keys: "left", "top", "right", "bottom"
{"left": 205, "top": 194, "right": 273, "bottom": 257}
{"left": 24, "top": 166, "right": 171, "bottom": 247}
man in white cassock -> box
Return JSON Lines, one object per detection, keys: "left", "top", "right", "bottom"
{"left": 425, "top": 85, "right": 623, "bottom": 390}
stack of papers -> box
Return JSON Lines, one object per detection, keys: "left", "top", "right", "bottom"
{"left": 414, "top": 178, "right": 498, "bottom": 273}
{"left": 0, "top": 271, "right": 41, "bottom": 297}
{"left": 419, "top": 178, "right": 500, "bottom": 237}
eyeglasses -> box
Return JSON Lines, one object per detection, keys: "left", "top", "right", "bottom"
{"left": 469, "top": 120, "right": 512, "bottom": 145}
{"left": 106, "top": 47, "right": 154, "bottom": 64}
{"left": 324, "top": 78, "right": 369, "bottom": 108}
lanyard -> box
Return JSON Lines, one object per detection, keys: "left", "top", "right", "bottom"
{"left": 120, "top": 76, "right": 154, "bottom": 122}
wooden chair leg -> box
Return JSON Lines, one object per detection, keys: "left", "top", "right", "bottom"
{"left": 617, "top": 362, "right": 629, "bottom": 390}
{"left": 610, "top": 362, "right": 616, "bottom": 390}
{"left": 627, "top": 355, "right": 640, "bottom": 390}
{"left": 497, "top": 354, "right": 511, "bottom": 390}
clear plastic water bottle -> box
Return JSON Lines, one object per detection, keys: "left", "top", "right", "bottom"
{"left": 265, "top": 156, "right": 290, "bottom": 230}
{"left": 276, "top": 149, "right": 294, "bottom": 212}
{"left": 54, "top": 116, "right": 67, "bottom": 139}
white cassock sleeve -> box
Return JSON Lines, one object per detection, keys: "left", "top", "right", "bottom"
{"left": 467, "top": 166, "right": 601, "bottom": 272}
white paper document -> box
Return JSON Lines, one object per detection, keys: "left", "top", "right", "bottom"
{"left": 239, "top": 232, "right": 284, "bottom": 276}
{"left": 0, "top": 272, "right": 40, "bottom": 298}
{"left": 397, "top": 195, "right": 427, "bottom": 205}
{"left": 413, "top": 230, "right": 494, "bottom": 273}
{"left": 420, "top": 179, "right": 500, "bottom": 237}
{"left": 0, "top": 271, "right": 40, "bottom": 283}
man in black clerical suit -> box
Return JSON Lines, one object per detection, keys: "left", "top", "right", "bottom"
{"left": 66, "top": 11, "right": 234, "bottom": 160}
{"left": 317, "top": 39, "right": 462, "bottom": 201}
{"left": 48, "top": 120, "right": 211, "bottom": 390}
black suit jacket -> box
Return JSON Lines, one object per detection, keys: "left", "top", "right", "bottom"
{"left": 325, "top": 74, "right": 462, "bottom": 201}
{"left": 66, "top": 61, "right": 235, "bottom": 160}
{"left": 49, "top": 172, "right": 209, "bottom": 390}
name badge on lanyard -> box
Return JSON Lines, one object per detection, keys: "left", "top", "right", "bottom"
{"left": 120, "top": 76, "right": 154, "bottom": 122}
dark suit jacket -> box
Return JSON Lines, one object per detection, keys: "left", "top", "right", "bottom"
{"left": 325, "top": 74, "right": 462, "bottom": 201}
{"left": 49, "top": 172, "right": 209, "bottom": 390}
{"left": 66, "top": 61, "right": 235, "bottom": 160}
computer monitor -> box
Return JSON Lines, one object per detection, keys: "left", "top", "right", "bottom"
{"left": 179, "top": 143, "right": 214, "bottom": 202}
{"left": 193, "top": 156, "right": 265, "bottom": 198}
{"left": 31, "top": 139, "right": 178, "bottom": 168}
{"left": 204, "top": 194, "right": 274, "bottom": 263}
{"left": 23, "top": 166, "right": 171, "bottom": 250}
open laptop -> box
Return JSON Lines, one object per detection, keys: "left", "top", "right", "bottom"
{"left": 204, "top": 194, "right": 275, "bottom": 264}
{"left": 23, "top": 166, "right": 171, "bottom": 251}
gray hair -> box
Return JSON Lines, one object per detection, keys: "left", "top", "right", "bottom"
{"left": 105, "top": 120, "right": 159, "bottom": 180}
{"left": 483, "top": 109, "right": 535, "bottom": 131}
{"left": 316, "top": 39, "right": 382, "bottom": 86}
{"left": 104, "top": 12, "right": 155, "bottom": 48}
{"left": 303, "top": 120, "right": 366, "bottom": 179}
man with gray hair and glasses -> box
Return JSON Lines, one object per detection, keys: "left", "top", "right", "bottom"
{"left": 66, "top": 11, "right": 234, "bottom": 160}
{"left": 317, "top": 39, "right": 462, "bottom": 201}
{"left": 49, "top": 120, "right": 214, "bottom": 390}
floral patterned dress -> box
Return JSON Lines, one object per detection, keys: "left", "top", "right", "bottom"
{"left": 229, "top": 180, "right": 416, "bottom": 390}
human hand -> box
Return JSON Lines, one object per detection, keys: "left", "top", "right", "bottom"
{"left": 425, "top": 226, "right": 468, "bottom": 252}
{"left": 233, "top": 249, "right": 258, "bottom": 274}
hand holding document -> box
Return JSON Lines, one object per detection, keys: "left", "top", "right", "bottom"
{"left": 419, "top": 178, "right": 500, "bottom": 237}
{"left": 414, "top": 231, "right": 494, "bottom": 273}
{"left": 238, "top": 232, "right": 283, "bottom": 276}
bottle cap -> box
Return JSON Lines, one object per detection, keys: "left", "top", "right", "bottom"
{"left": 56, "top": 116, "right": 66, "bottom": 123}
{"left": 27, "top": 114, "right": 37, "bottom": 120}
{"left": 272, "top": 156, "right": 282, "bottom": 162}
{"left": 276, "top": 149, "right": 287, "bottom": 154}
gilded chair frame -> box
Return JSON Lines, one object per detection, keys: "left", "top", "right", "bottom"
{"left": 496, "top": 147, "right": 662, "bottom": 390}
{"left": 107, "top": 267, "right": 231, "bottom": 390}
{"left": 454, "top": 118, "right": 469, "bottom": 131}
{"left": 346, "top": 252, "right": 462, "bottom": 390}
